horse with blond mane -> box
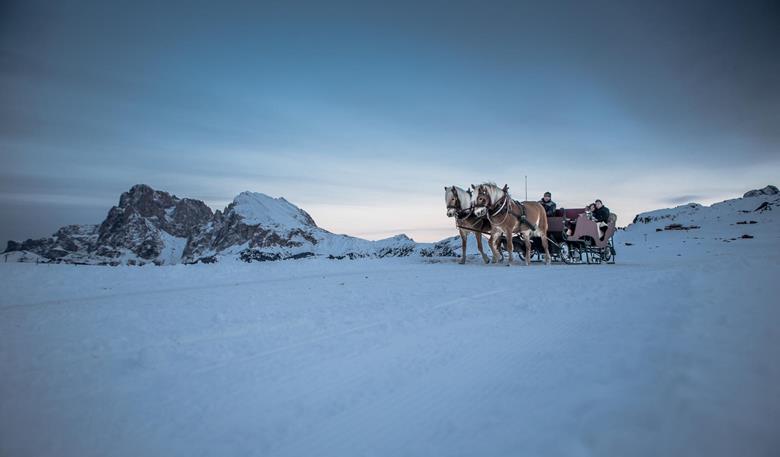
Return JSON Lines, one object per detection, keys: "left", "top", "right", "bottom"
{"left": 444, "top": 186, "right": 491, "bottom": 264}
{"left": 472, "top": 183, "right": 551, "bottom": 266}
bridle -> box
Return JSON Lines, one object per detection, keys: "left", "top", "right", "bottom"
{"left": 447, "top": 188, "right": 474, "bottom": 219}
{"left": 475, "top": 185, "right": 511, "bottom": 224}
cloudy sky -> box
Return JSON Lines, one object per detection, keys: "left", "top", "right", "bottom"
{"left": 1, "top": 0, "right": 778, "bottom": 243}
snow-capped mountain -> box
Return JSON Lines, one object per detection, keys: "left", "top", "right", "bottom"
{"left": 4, "top": 185, "right": 458, "bottom": 265}
{"left": 619, "top": 184, "right": 778, "bottom": 249}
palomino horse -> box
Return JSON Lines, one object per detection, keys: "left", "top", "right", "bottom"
{"left": 472, "top": 183, "right": 551, "bottom": 266}
{"left": 444, "top": 186, "right": 491, "bottom": 264}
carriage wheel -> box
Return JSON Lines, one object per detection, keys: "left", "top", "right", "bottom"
{"left": 559, "top": 242, "right": 576, "bottom": 264}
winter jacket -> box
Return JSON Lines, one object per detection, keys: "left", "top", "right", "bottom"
{"left": 592, "top": 206, "right": 610, "bottom": 223}
{"left": 539, "top": 200, "right": 557, "bottom": 216}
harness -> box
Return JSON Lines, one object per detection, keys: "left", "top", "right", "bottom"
{"left": 449, "top": 188, "right": 490, "bottom": 234}
{"left": 480, "top": 187, "right": 537, "bottom": 231}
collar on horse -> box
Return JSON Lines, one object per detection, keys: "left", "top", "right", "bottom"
{"left": 482, "top": 186, "right": 536, "bottom": 231}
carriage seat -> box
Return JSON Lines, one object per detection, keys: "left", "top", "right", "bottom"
{"left": 563, "top": 208, "right": 587, "bottom": 220}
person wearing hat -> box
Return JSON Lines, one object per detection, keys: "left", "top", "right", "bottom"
{"left": 539, "top": 191, "right": 557, "bottom": 216}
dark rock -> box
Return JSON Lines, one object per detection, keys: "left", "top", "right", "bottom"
{"left": 664, "top": 224, "right": 700, "bottom": 231}
{"left": 754, "top": 202, "right": 772, "bottom": 212}
{"left": 98, "top": 184, "right": 213, "bottom": 260}
{"left": 743, "top": 185, "right": 778, "bottom": 198}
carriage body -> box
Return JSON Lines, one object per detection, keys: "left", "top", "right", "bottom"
{"left": 502, "top": 208, "right": 617, "bottom": 264}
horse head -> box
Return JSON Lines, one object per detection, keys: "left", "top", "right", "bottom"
{"left": 473, "top": 183, "right": 505, "bottom": 217}
{"left": 445, "top": 186, "right": 465, "bottom": 218}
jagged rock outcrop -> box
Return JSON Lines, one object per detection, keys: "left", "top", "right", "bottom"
{"left": 4, "top": 185, "right": 213, "bottom": 265}
{"left": 5, "top": 224, "right": 99, "bottom": 263}
{"left": 743, "top": 185, "right": 778, "bottom": 198}
{"left": 95, "top": 184, "right": 213, "bottom": 261}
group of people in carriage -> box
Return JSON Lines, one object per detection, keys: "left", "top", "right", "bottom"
{"left": 539, "top": 192, "right": 611, "bottom": 240}
{"left": 444, "top": 184, "right": 617, "bottom": 266}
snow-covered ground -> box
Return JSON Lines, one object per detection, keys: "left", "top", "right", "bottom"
{"left": 1, "top": 193, "right": 779, "bottom": 456}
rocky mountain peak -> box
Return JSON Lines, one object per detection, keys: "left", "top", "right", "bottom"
{"left": 743, "top": 185, "right": 779, "bottom": 198}
{"left": 96, "top": 185, "right": 214, "bottom": 261}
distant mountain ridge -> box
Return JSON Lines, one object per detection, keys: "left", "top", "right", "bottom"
{"left": 6, "top": 184, "right": 776, "bottom": 265}
{"left": 4, "top": 184, "right": 457, "bottom": 265}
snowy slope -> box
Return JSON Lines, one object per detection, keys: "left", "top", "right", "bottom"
{"left": 232, "top": 191, "right": 318, "bottom": 230}
{"left": 617, "top": 185, "right": 779, "bottom": 258}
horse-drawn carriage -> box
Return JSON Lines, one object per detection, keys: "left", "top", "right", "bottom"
{"left": 504, "top": 208, "right": 618, "bottom": 264}
{"left": 446, "top": 183, "right": 617, "bottom": 265}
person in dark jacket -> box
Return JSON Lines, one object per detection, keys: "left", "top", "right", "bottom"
{"left": 539, "top": 192, "right": 557, "bottom": 216}
{"left": 593, "top": 199, "right": 610, "bottom": 240}
{"left": 592, "top": 199, "right": 610, "bottom": 223}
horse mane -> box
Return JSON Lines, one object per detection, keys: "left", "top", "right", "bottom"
{"left": 452, "top": 186, "right": 472, "bottom": 210}
{"left": 478, "top": 182, "right": 506, "bottom": 203}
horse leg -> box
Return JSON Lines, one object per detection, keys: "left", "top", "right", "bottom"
{"left": 489, "top": 232, "right": 501, "bottom": 264}
{"left": 505, "top": 231, "right": 514, "bottom": 266}
{"left": 458, "top": 228, "right": 467, "bottom": 264}
{"left": 475, "top": 232, "right": 490, "bottom": 264}
{"left": 540, "top": 233, "right": 551, "bottom": 265}
{"left": 523, "top": 231, "right": 532, "bottom": 266}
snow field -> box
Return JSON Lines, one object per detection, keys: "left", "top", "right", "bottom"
{"left": 1, "top": 224, "right": 779, "bottom": 457}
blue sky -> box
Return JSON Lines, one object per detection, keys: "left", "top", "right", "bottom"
{"left": 1, "top": 0, "right": 778, "bottom": 243}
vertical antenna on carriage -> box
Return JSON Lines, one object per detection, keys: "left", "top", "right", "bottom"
{"left": 524, "top": 175, "right": 528, "bottom": 201}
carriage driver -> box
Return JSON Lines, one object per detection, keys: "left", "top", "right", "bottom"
{"left": 539, "top": 192, "right": 556, "bottom": 216}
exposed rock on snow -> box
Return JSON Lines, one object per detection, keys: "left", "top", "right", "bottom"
{"left": 5, "top": 224, "right": 99, "bottom": 263}
{"left": 743, "top": 185, "right": 778, "bottom": 198}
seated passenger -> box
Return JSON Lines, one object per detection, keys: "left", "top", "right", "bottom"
{"left": 539, "top": 192, "right": 557, "bottom": 216}
{"left": 592, "top": 199, "right": 610, "bottom": 223}
{"left": 585, "top": 203, "right": 596, "bottom": 219}
{"left": 593, "top": 199, "right": 611, "bottom": 239}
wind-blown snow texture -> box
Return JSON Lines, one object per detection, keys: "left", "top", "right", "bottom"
{"left": 1, "top": 188, "right": 779, "bottom": 456}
